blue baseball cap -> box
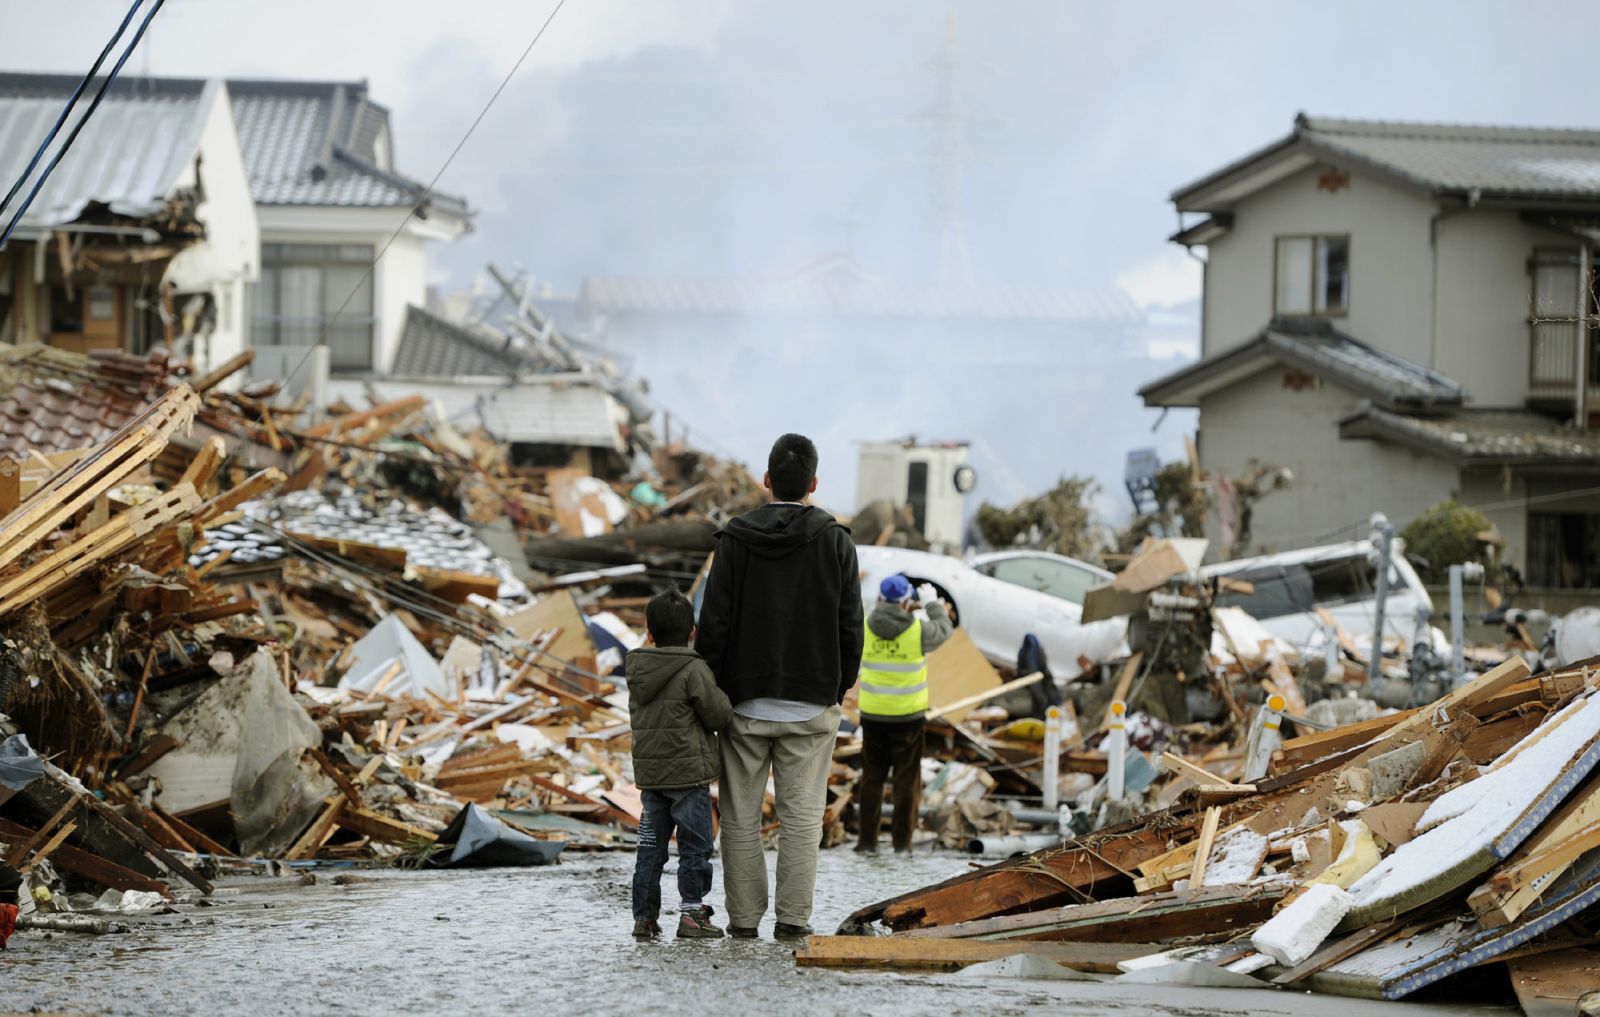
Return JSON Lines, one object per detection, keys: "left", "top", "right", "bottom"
{"left": 879, "top": 574, "right": 913, "bottom": 603}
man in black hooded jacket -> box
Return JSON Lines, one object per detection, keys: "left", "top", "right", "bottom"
{"left": 695, "top": 433, "right": 863, "bottom": 940}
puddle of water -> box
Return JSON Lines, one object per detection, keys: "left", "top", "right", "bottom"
{"left": 2, "top": 850, "right": 1516, "bottom": 1017}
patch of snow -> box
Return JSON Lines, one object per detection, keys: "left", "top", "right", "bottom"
{"left": 1349, "top": 692, "right": 1600, "bottom": 910}
{"left": 1202, "top": 826, "right": 1268, "bottom": 886}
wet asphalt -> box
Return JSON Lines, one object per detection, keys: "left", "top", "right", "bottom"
{"left": 2, "top": 849, "right": 1520, "bottom": 1017}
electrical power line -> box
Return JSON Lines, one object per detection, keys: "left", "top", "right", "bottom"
{"left": 306, "top": 0, "right": 567, "bottom": 361}
{"left": 0, "top": 0, "right": 145, "bottom": 221}
{"left": 0, "top": 0, "right": 167, "bottom": 251}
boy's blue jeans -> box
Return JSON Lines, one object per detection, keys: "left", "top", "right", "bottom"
{"left": 631, "top": 785, "right": 715, "bottom": 921}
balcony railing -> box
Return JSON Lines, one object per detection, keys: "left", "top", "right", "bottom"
{"left": 1528, "top": 319, "right": 1600, "bottom": 402}
{"left": 250, "top": 315, "right": 375, "bottom": 373}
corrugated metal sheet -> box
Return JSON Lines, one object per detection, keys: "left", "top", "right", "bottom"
{"left": 325, "top": 376, "right": 626, "bottom": 450}
{"left": 0, "top": 77, "right": 211, "bottom": 228}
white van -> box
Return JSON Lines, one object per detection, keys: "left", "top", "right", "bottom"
{"left": 1201, "top": 538, "right": 1434, "bottom": 653}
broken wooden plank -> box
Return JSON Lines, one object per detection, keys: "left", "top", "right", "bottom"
{"left": 308, "top": 747, "right": 364, "bottom": 807}
{"left": 284, "top": 796, "right": 344, "bottom": 861}
{"left": 796, "top": 935, "right": 1160, "bottom": 973}
{"left": 149, "top": 803, "right": 235, "bottom": 858}
{"left": 5, "top": 797, "right": 78, "bottom": 867}
{"left": 904, "top": 882, "right": 1287, "bottom": 944}
{"left": 334, "top": 806, "right": 436, "bottom": 845}
{"left": 1160, "top": 752, "right": 1254, "bottom": 792}
{"left": 1188, "top": 806, "right": 1222, "bottom": 887}
{"left": 18, "top": 821, "right": 78, "bottom": 873}
{"left": 924, "top": 671, "right": 1043, "bottom": 723}
{"left": 0, "top": 816, "right": 170, "bottom": 897}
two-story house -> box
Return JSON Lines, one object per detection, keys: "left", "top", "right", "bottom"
{"left": 0, "top": 74, "right": 259, "bottom": 368}
{"left": 1141, "top": 114, "right": 1600, "bottom": 588}
{"left": 0, "top": 73, "right": 470, "bottom": 383}
{"left": 228, "top": 78, "right": 472, "bottom": 378}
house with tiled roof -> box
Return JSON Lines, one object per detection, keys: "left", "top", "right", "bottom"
{"left": 0, "top": 74, "right": 259, "bottom": 372}
{"left": 1142, "top": 113, "right": 1600, "bottom": 587}
{"left": 0, "top": 73, "right": 470, "bottom": 382}
{"left": 227, "top": 78, "right": 471, "bottom": 375}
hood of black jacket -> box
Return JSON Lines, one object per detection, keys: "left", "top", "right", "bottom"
{"left": 625, "top": 646, "right": 702, "bottom": 707}
{"left": 717, "top": 503, "right": 844, "bottom": 559}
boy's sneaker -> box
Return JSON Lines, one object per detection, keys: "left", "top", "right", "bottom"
{"left": 632, "top": 918, "right": 662, "bottom": 938}
{"left": 677, "top": 905, "right": 725, "bottom": 939}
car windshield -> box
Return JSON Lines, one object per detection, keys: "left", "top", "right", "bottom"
{"left": 984, "top": 556, "right": 1099, "bottom": 604}
{"left": 1213, "top": 553, "right": 1384, "bottom": 620}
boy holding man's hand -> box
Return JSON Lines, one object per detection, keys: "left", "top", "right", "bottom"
{"left": 627, "top": 590, "right": 733, "bottom": 938}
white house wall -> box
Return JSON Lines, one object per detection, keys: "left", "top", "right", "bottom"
{"left": 162, "top": 82, "right": 259, "bottom": 378}
{"left": 1198, "top": 368, "right": 1457, "bottom": 558}
{"left": 1202, "top": 165, "right": 1436, "bottom": 365}
{"left": 1433, "top": 210, "right": 1575, "bottom": 406}
{"left": 254, "top": 206, "right": 432, "bottom": 374}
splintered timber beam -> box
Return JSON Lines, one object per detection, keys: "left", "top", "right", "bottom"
{"left": 0, "top": 817, "right": 170, "bottom": 898}
{"left": 902, "top": 882, "right": 1287, "bottom": 944}
{"left": 849, "top": 817, "right": 1189, "bottom": 933}
{"left": 0, "top": 386, "right": 199, "bottom": 572}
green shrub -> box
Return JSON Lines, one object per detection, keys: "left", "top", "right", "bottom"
{"left": 1400, "top": 499, "right": 1494, "bottom": 582}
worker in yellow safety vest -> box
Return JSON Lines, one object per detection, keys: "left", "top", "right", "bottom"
{"left": 854, "top": 574, "right": 952, "bottom": 854}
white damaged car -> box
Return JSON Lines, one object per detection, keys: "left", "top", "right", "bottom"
{"left": 856, "top": 547, "right": 1128, "bottom": 679}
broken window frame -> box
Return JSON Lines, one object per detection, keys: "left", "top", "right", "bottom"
{"left": 1273, "top": 234, "right": 1350, "bottom": 317}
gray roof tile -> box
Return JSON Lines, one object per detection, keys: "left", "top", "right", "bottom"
{"left": 1301, "top": 116, "right": 1600, "bottom": 197}
{"left": 390, "top": 305, "right": 523, "bottom": 379}
{"left": 1140, "top": 318, "right": 1465, "bottom": 410}
{"left": 1340, "top": 406, "right": 1600, "bottom": 465}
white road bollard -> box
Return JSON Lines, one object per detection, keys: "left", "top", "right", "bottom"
{"left": 1244, "top": 694, "right": 1287, "bottom": 782}
{"left": 1042, "top": 705, "right": 1062, "bottom": 810}
{"left": 1107, "top": 700, "right": 1127, "bottom": 803}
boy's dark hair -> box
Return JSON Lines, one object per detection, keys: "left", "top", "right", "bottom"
{"left": 767, "top": 433, "right": 818, "bottom": 502}
{"left": 645, "top": 589, "right": 695, "bottom": 647}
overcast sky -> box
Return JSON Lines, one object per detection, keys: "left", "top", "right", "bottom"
{"left": 9, "top": 0, "right": 1600, "bottom": 512}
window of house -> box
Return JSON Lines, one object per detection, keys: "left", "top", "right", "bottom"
{"left": 1527, "top": 512, "right": 1600, "bottom": 588}
{"left": 251, "top": 243, "right": 376, "bottom": 371}
{"left": 48, "top": 287, "right": 83, "bottom": 333}
{"left": 1274, "top": 235, "right": 1349, "bottom": 316}
{"left": 1528, "top": 248, "right": 1600, "bottom": 391}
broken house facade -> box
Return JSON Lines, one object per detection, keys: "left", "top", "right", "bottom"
{"left": 0, "top": 74, "right": 259, "bottom": 372}
{"left": 0, "top": 74, "right": 471, "bottom": 390}
{"left": 1142, "top": 114, "right": 1600, "bottom": 588}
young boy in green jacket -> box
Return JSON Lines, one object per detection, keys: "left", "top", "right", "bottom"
{"left": 628, "top": 589, "right": 734, "bottom": 939}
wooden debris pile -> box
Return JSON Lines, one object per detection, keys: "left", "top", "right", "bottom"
{"left": 823, "top": 655, "right": 1600, "bottom": 1011}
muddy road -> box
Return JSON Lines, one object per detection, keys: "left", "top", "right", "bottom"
{"left": 4, "top": 850, "right": 1517, "bottom": 1016}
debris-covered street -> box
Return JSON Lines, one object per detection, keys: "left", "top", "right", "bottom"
{"left": 7, "top": 3, "right": 1600, "bottom": 1015}
{"left": 4, "top": 851, "right": 1517, "bottom": 1017}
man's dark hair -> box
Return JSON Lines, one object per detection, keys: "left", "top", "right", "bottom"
{"left": 645, "top": 589, "right": 695, "bottom": 647}
{"left": 767, "top": 433, "right": 818, "bottom": 502}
